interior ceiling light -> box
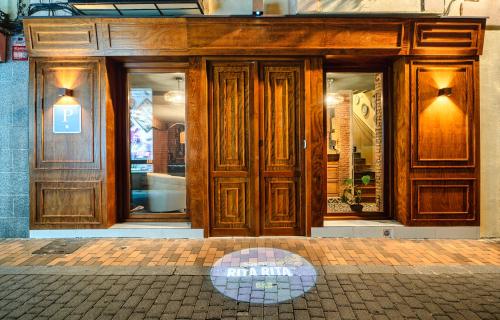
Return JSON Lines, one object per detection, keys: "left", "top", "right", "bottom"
{"left": 68, "top": 0, "right": 205, "bottom": 16}
{"left": 164, "top": 77, "right": 185, "bottom": 104}
{"left": 326, "top": 93, "right": 344, "bottom": 105}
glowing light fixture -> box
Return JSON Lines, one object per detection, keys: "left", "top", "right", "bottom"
{"left": 326, "top": 93, "right": 345, "bottom": 105}
{"left": 57, "top": 88, "right": 74, "bottom": 97}
{"left": 164, "top": 77, "right": 185, "bottom": 104}
{"left": 438, "top": 87, "right": 453, "bottom": 97}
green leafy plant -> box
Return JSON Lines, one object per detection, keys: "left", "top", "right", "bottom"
{"left": 339, "top": 175, "right": 371, "bottom": 206}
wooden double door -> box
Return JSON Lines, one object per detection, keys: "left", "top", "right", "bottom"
{"left": 208, "top": 60, "right": 305, "bottom": 236}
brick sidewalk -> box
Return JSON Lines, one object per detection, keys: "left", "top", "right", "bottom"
{"left": 0, "top": 238, "right": 498, "bottom": 267}
{"left": 0, "top": 238, "right": 498, "bottom": 320}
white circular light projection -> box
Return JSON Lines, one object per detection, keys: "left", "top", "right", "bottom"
{"left": 210, "top": 248, "right": 317, "bottom": 304}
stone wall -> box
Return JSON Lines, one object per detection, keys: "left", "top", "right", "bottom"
{"left": 0, "top": 36, "right": 30, "bottom": 237}
{"left": 479, "top": 29, "right": 500, "bottom": 238}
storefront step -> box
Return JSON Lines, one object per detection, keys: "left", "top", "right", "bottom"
{"left": 312, "top": 220, "right": 479, "bottom": 239}
{"left": 29, "top": 223, "right": 204, "bottom": 239}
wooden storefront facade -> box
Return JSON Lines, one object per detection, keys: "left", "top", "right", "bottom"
{"left": 24, "top": 15, "right": 485, "bottom": 237}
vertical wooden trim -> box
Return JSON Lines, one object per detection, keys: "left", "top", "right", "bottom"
{"left": 473, "top": 58, "right": 480, "bottom": 224}
{"left": 383, "top": 67, "right": 394, "bottom": 220}
{"left": 187, "top": 57, "right": 209, "bottom": 232}
{"left": 392, "top": 58, "right": 410, "bottom": 225}
{"left": 304, "top": 60, "right": 311, "bottom": 236}
{"left": 29, "top": 59, "right": 37, "bottom": 229}
{"left": 103, "top": 58, "right": 118, "bottom": 227}
{"left": 252, "top": 62, "right": 260, "bottom": 236}
{"left": 307, "top": 57, "right": 325, "bottom": 229}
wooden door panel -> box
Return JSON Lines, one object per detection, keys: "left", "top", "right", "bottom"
{"left": 263, "top": 177, "right": 300, "bottom": 230}
{"left": 209, "top": 62, "right": 257, "bottom": 236}
{"left": 261, "top": 63, "right": 304, "bottom": 236}
{"left": 212, "top": 66, "right": 249, "bottom": 172}
{"left": 212, "top": 178, "right": 250, "bottom": 229}
{"left": 263, "top": 68, "right": 299, "bottom": 172}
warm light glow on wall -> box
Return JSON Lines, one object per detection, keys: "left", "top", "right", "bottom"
{"left": 55, "top": 95, "right": 80, "bottom": 106}
{"left": 54, "top": 68, "right": 82, "bottom": 91}
{"left": 431, "top": 70, "right": 454, "bottom": 90}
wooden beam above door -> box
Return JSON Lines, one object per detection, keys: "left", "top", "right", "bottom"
{"left": 23, "top": 16, "right": 485, "bottom": 57}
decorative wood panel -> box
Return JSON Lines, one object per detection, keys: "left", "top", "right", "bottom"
{"left": 103, "top": 22, "right": 187, "bottom": 51}
{"left": 411, "top": 61, "right": 475, "bottom": 168}
{"left": 412, "top": 22, "right": 483, "bottom": 55}
{"left": 260, "top": 63, "right": 304, "bottom": 235}
{"left": 263, "top": 66, "right": 298, "bottom": 172}
{"left": 209, "top": 62, "right": 257, "bottom": 236}
{"left": 30, "top": 58, "right": 114, "bottom": 230}
{"left": 212, "top": 65, "right": 250, "bottom": 172}
{"left": 24, "top": 17, "right": 486, "bottom": 58}
{"left": 28, "top": 23, "right": 98, "bottom": 52}
{"left": 34, "top": 181, "right": 102, "bottom": 226}
{"left": 212, "top": 178, "right": 249, "bottom": 229}
{"left": 189, "top": 20, "right": 407, "bottom": 55}
{"left": 35, "top": 60, "right": 100, "bottom": 170}
{"left": 411, "top": 179, "right": 476, "bottom": 223}
{"left": 263, "top": 178, "right": 298, "bottom": 228}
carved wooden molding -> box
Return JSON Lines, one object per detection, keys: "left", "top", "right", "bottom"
{"left": 23, "top": 17, "right": 485, "bottom": 57}
{"left": 410, "top": 178, "right": 477, "bottom": 224}
{"left": 32, "top": 180, "right": 103, "bottom": 228}
{"left": 411, "top": 21, "right": 483, "bottom": 55}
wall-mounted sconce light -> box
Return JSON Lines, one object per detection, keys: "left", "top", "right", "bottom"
{"left": 253, "top": 0, "right": 264, "bottom": 16}
{"left": 57, "top": 88, "right": 74, "bottom": 97}
{"left": 438, "top": 87, "right": 452, "bottom": 97}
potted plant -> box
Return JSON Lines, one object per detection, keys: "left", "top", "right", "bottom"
{"left": 338, "top": 175, "right": 371, "bottom": 212}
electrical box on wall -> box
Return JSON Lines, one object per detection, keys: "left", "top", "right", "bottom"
{"left": 12, "top": 36, "right": 27, "bottom": 61}
{"left": 0, "top": 32, "right": 6, "bottom": 62}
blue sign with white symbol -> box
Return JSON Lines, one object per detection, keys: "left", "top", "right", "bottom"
{"left": 210, "top": 248, "right": 317, "bottom": 304}
{"left": 53, "top": 104, "right": 81, "bottom": 134}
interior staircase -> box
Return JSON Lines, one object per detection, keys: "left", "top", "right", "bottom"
{"left": 353, "top": 147, "right": 376, "bottom": 203}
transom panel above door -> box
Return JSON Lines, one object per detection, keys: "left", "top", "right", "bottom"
{"left": 208, "top": 60, "right": 305, "bottom": 237}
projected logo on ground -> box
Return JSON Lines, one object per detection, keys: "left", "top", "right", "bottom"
{"left": 210, "top": 248, "right": 317, "bottom": 304}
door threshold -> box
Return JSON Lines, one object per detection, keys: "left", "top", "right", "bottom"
{"left": 30, "top": 222, "right": 203, "bottom": 239}
{"left": 313, "top": 220, "right": 479, "bottom": 239}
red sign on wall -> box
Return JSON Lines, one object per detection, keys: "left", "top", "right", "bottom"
{"left": 12, "top": 36, "right": 28, "bottom": 61}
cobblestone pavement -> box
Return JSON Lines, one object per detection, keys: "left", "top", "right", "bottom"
{"left": 0, "top": 270, "right": 499, "bottom": 320}
{"left": 0, "top": 238, "right": 499, "bottom": 319}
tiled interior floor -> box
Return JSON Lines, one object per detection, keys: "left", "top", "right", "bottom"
{"left": 0, "top": 238, "right": 498, "bottom": 267}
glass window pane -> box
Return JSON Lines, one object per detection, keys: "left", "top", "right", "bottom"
{"left": 326, "top": 72, "right": 384, "bottom": 214}
{"left": 128, "top": 72, "right": 186, "bottom": 215}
